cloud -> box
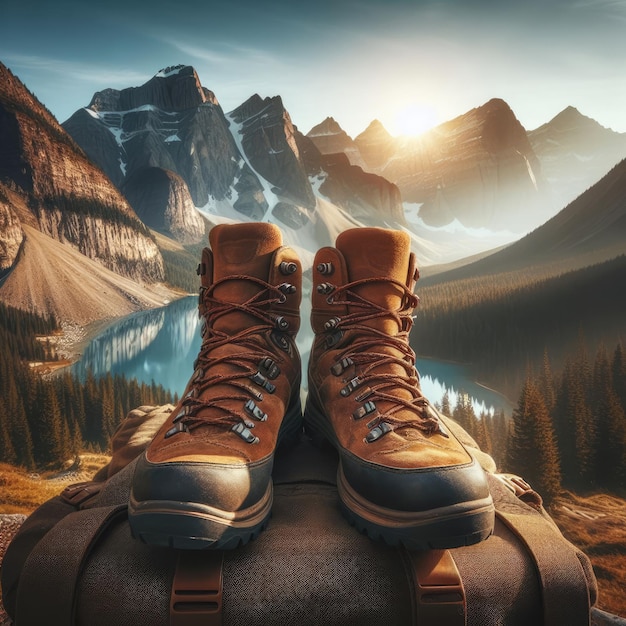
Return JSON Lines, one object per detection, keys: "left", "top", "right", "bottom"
{"left": 1, "top": 53, "right": 150, "bottom": 87}
{"left": 167, "top": 40, "right": 287, "bottom": 70}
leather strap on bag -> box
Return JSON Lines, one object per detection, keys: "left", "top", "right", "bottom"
{"left": 170, "top": 550, "right": 224, "bottom": 626}
{"left": 403, "top": 548, "right": 466, "bottom": 626}
{"left": 15, "top": 504, "right": 127, "bottom": 625}
{"left": 496, "top": 510, "right": 591, "bottom": 626}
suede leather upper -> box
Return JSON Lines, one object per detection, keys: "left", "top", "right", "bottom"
{"left": 132, "top": 223, "right": 302, "bottom": 526}
{"left": 306, "top": 227, "right": 493, "bottom": 516}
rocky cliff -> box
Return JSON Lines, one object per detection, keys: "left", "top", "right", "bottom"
{"left": 306, "top": 117, "right": 366, "bottom": 168}
{"left": 62, "top": 65, "right": 268, "bottom": 231}
{"left": 63, "top": 66, "right": 406, "bottom": 234}
{"left": 0, "top": 62, "right": 164, "bottom": 285}
{"left": 0, "top": 188, "right": 24, "bottom": 273}
{"left": 229, "top": 94, "right": 317, "bottom": 210}
{"left": 122, "top": 167, "right": 205, "bottom": 244}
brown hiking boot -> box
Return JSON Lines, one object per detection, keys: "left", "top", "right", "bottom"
{"left": 304, "top": 227, "right": 494, "bottom": 550}
{"left": 129, "top": 222, "right": 302, "bottom": 549}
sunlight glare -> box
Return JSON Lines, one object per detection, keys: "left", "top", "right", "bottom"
{"left": 390, "top": 102, "right": 439, "bottom": 137}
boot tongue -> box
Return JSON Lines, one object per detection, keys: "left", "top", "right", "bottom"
{"left": 335, "top": 228, "right": 413, "bottom": 332}
{"left": 209, "top": 222, "right": 283, "bottom": 333}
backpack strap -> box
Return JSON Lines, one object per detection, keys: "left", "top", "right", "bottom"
{"left": 15, "top": 504, "right": 127, "bottom": 625}
{"left": 496, "top": 508, "right": 592, "bottom": 626}
{"left": 403, "top": 548, "right": 466, "bottom": 626}
{"left": 170, "top": 550, "right": 224, "bottom": 626}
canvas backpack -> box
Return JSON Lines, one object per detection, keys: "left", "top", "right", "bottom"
{"left": 1, "top": 404, "right": 598, "bottom": 625}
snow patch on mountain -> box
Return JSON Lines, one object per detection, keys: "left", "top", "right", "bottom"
{"left": 225, "top": 111, "right": 279, "bottom": 220}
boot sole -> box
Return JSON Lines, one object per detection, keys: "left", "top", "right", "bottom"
{"left": 338, "top": 466, "right": 494, "bottom": 550}
{"left": 304, "top": 397, "right": 494, "bottom": 550}
{"left": 129, "top": 483, "right": 272, "bottom": 550}
{"left": 129, "top": 394, "right": 302, "bottom": 550}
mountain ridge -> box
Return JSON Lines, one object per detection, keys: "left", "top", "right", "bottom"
{"left": 420, "top": 157, "right": 626, "bottom": 286}
{"left": 0, "top": 62, "right": 165, "bottom": 288}
{"left": 62, "top": 66, "right": 406, "bottom": 251}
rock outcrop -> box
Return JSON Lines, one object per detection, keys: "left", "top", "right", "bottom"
{"left": 122, "top": 168, "right": 205, "bottom": 244}
{"left": 306, "top": 117, "right": 366, "bottom": 168}
{"left": 0, "top": 62, "right": 164, "bottom": 284}
{"left": 0, "top": 189, "right": 24, "bottom": 272}
{"left": 229, "top": 94, "right": 316, "bottom": 209}
{"left": 63, "top": 65, "right": 269, "bottom": 230}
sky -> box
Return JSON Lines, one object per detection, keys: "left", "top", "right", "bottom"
{"left": 1, "top": 0, "right": 626, "bottom": 139}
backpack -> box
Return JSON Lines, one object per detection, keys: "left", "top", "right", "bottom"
{"left": 1, "top": 404, "right": 598, "bottom": 626}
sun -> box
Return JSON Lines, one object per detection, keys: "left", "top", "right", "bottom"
{"left": 390, "top": 103, "right": 440, "bottom": 137}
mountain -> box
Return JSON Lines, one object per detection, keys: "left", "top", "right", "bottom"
{"left": 528, "top": 106, "right": 626, "bottom": 212}
{"left": 62, "top": 66, "right": 408, "bottom": 254}
{"left": 62, "top": 65, "right": 243, "bottom": 241}
{"left": 421, "top": 157, "right": 626, "bottom": 285}
{"left": 0, "top": 63, "right": 163, "bottom": 283}
{"left": 358, "top": 99, "right": 551, "bottom": 233}
{"left": 306, "top": 117, "right": 366, "bottom": 168}
{"left": 0, "top": 62, "right": 169, "bottom": 322}
{"left": 228, "top": 93, "right": 317, "bottom": 211}
{"left": 411, "top": 158, "right": 626, "bottom": 397}
{"left": 354, "top": 119, "right": 397, "bottom": 172}
{"left": 309, "top": 104, "right": 626, "bottom": 241}
{"left": 309, "top": 100, "right": 551, "bottom": 233}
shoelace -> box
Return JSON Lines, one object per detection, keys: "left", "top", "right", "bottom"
{"left": 323, "top": 276, "right": 444, "bottom": 440}
{"left": 164, "top": 275, "right": 290, "bottom": 443}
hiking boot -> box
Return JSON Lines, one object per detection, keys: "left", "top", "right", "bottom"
{"left": 304, "top": 227, "right": 494, "bottom": 550}
{"left": 129, "top": 222, "right": 302, "bottom": 549}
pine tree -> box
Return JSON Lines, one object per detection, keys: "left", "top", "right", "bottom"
{"left": 452, "top": 392, "right": 473, "bottom": 433}
{"left": 612, "top": 341, "right": 626, "bottom": 410}
{"left": 99, "top": 374, "right": 117, "bottom": 448}
{"left": 593, "top": 344, "right": 626, "bottom": 491}
{"left": 490, "top": 409, "right": 510, "bottom": 469}
{"left": 474, "top": 412, "right": 493, "bottom": 455}
{"left": 537, "top": 348, "right": 556, "bottom": 412}
{"left": 83, "top": 369, "right": 102, "bottom": 447}
{"left": 5, "top": 374, "right": 35, "bottom": 469}
{"left": 441, "top": 391, "right": 451, "bottom": 417}
{"left": 0, "top": 411, "right": 17, "bottom": 465}
{"left": 507, "top": 378, "right": 562, "bottom": 504}
{"left": 30, "top": 382, "right": 65, "bottom": 468}
{"left": 553, "top": 358, "right": 595, "bottom": 490}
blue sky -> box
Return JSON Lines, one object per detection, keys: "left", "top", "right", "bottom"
{"left": 2, "top": 0, "right": 625, "bottom": 138}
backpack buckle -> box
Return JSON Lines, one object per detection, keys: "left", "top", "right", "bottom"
{"left": 60, "top": 481, "right": 103, "bottom": 507}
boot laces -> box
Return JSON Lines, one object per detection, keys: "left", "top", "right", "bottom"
{"left": 165, "top": 275, "right": 291, "bottom": 443}
{"left": 324, "top": 276, "right": 443, "bottom": 440}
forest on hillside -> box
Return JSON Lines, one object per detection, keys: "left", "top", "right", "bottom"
{"left": 453, "top": 339, "right": 626, "bottom": 504}
{"left": 0, "top": 302, "right": 175, "bottom": 470}
{"left": 413, "top": 254, "right": 626, "bottom": 397}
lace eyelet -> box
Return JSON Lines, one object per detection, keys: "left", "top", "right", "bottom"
{"left": 231, "top": 422, "right": 259, "bottom": 444}
{"left": 324, "top": 317, "right": 341, "bottom": 331}
{"left": 274, "top": 316, "right": 290, "bottom": 331}
{"left": 278, "top": 282, "right": 296, "bottom": 295}
{"left": 364, "top": 421, "right": 392, "bottom": 443}
{"left": 279, "top": 261, "right": 297, "bottom": 275}
{"left": 317, "top": 283, "right": 334, "bottom": 295}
